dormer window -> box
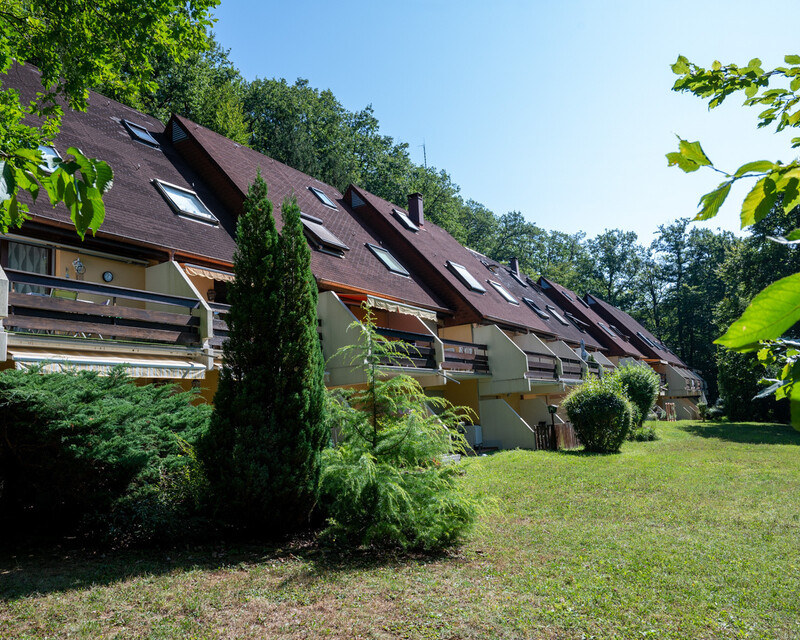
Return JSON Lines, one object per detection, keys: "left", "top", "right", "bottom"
{"left": 154, "top": 180, "right": 218, "bottom": 224}
{"left": 38, "top": 145, "right": 61, "bottom": 173}
{"left": 545, "top": 304, "right": 570, "bottom": 326}
{"left": 123, "top": 120, "right": 160, "bottom": 148}
{"left": 367, "top": 243, "right": 409, "bottom": 276}
{"left": 489, "top": 280, "right": 519, "bottom": 305}
{"left": 300, "top": 212, "right": 349, "bottom": 256}
{"left": 447, "top": 261, "right": 486, "bottom": 293}
{"left": 523, "top": 298, "right": 550, "bottom": 320}
{"left": 392, "top": 208, "right": 419, "bottom": 232}
{"left": 309, "top": 186, "right": 337, "bottom": 209}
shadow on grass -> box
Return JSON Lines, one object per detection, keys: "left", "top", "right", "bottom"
{"left": 680, "top": 421, "right": 800, "bottom": 446}
{"left": 0, "top": 537, "right": 453, "bottom": 601}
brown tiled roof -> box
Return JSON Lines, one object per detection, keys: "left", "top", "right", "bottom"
{"left": 539, "top": 277, "right": 644, "bottom": 358}
{"left": 347, "top": 185, "right": 603, "bottom": 346}
{"left": 3, "top": 64, "right": 238, "bottom": 264}
{"left": 167, "top": 115, "right": 448, "bottom": 312}
{"left": 585, "top": 293, "right": 687, "bottom": 367}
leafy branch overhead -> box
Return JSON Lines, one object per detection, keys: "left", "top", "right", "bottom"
{"left": 668, "top": 54, "right": 800, "bottom": 426}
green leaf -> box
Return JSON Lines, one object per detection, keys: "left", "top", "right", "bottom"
{"left": 67, "top": 147, "right": 96, "bottom": 184}
{"left": 792, "top": 392, "right": 800, "bottom": 430}
{"left": 716, "top": 272, "right": 800, "bottom": 350}
{"left": 785, "top": 54, "right": 800, "bottom": 65}
{"left": 740, "top": 176, "right": 777, "bottom": 227}
{"left": 712, "top": 60, "right": 721, "bottom": 71}
{"left": 94, "top": 160, "right": 113, "bottom": 193}
{"left": 694, "top": 181, "right": 731, "bottom": 221}
{"left": 671, "top": 55, "right": 690, "bottom": 75}
{"left": 733, "top": 160, "right": 775, "bottom": 177}
{"left": 679, "top": 139, "right": 712, "bottom": 167}
{"left": 745, "top": 83, "right": 759, "bottom": 98}
{"left": 666, "top": 151, "right": 699, "bottom": 173}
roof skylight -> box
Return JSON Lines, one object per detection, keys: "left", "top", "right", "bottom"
{"left": 523, "top": 298, "right": 550, "bottom": 320}
{"left": 510, "top": 271, "right": 528, "bottom": 287}
{"left": 489, "top": 280, "right": 519, "bottom": 304}
{"left": 367, "top": 243, "right": 409, "bottom": 276}
{"left": 300, "top": 213, "right": 349, "bottom": 255}
{"left": 545, "top": 304, "right": 571, "bottom": 326}
{"left": 447, "top": 261, "right": 486, "bottom": 293}
{"left": 154, "top": 180, "right": 218, "bottom": 224}
{"left": 577, "top": 297, "right": 590, "bottom": 309}
{"left": 392, "top": 208, "right": 419, "bottom": 232}
{"left": 37, "top": 145, "right": 62, "bottom": 173}
{"left": 598, "top": 322, "right": 617, "bottom": 338}
{"left": 123, "top": 120, "right": 160, "bottom": 147}
{"left": 309, "top": 186, "right": 337, "bottom": 209}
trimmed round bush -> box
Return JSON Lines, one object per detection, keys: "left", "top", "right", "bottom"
{"left": 610, "top": 364, "right": 660, "bottom": 427}
{"left": 562, "top": 379, "right": 633, "bottom": 453}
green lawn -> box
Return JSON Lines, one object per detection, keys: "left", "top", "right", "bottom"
{"left": 2, "top": 421, "right": 799, "bottom": 639}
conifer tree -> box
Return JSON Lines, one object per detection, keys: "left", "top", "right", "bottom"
{"left": 200, "top": 172, "right": 327, "bottom": 532}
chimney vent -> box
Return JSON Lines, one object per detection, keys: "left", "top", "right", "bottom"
{"left": 407, "top": 192, "right": 424, "bottom": 226}
{"left": 510, "top": 257, "right": 520, "bottom": 277}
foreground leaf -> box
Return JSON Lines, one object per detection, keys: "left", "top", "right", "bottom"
{"left": 716, "top": 273, "right": 800, "bottom": 350}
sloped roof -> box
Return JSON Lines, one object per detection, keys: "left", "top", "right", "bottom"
{"left": 585, "top": 293, "right": 687, "bottom": 367}
{"left": 3, "top": 63, "right": 238, "bottom": 264}
{"left": 167, "top": 114, "right": 448, "bottom": 312}
{"left": 538, "top": 277, "right": 644, "bottom": 358}
{"left": 347, "top": 185, "right": 604, "bottom": 346}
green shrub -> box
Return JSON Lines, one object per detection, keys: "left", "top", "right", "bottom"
{"left": 0, "top": 367, "right": 211, "bottom": 544}
{"left": 562, "top": 378, "right": 633, "bottom": 453}
{"left": 707, "top": 406, "right": 725, "bottom": 421}
{"left": 610, "top": 364, "right": 660, "bottom": 428}
{"left": 697, "top": 401, "right": 709, "bottom": 422}
{"left": 629, "top": 426, "right": 658, "bottom": 441}
{"left": 319, "top": 308, "right": 477, "bottom": 550}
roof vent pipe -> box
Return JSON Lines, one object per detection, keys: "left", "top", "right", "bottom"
{"left": 407, "top": 192, "right": 424, "bottom": 226}
{"left": 510, "top": 257, "right": 520, "bottom": 277}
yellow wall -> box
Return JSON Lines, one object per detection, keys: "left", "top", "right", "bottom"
{"left": 54, "top": 250, "right": 147, "bottom": 308}
{"left": 438, "top": 324, "right": 474, "bottom": 343}
{"left": 428, "top": 377, "right": 480, "bottom": 422}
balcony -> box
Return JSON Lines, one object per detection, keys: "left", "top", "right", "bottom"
{"left": 440, "top": 338, "right": 489, "bottom": 374}
{"left": 559, "top": 356, "right": 584, "bottom": 381}
{"left": 524, "top": 351, "right": 558, "bottom": 380}
{"left": 208, "top": 302, "right": 230, "bottom": 349}
{"left": 586, "top": 360, "right": 602, "bottom": 378}
{"left": 4, "top": 269, "right": 203, "bottom": 347}
{"left": 375, "top": 326, "right": 437, "bottom": 369}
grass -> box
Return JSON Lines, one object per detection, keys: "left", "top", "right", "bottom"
{"left": 2, "top": 420, "right": 799, "bottom": 639}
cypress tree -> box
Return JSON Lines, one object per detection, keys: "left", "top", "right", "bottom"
{"left": 200, "top": 172, "right": 327, "bottom": 532}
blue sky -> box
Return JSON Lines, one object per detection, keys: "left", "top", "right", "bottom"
{"left": 211, "top": 0, "right": 800, "bottom": 244}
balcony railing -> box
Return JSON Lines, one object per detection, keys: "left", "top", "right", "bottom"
{"left": 4, "top": 269, "right": 202, "bottom": 347}
{"left": 208, "top": 302, "right": 230, "bottom": 349}
{"left": 440, "top": 338, "right": 489, "bottom": 374}
{"left": 586, "top": 361, "right": 602, "bottom": 377}
{"left": 376, "top": 326, "right": 436, "bottom": 369}
{"left": 560, "top": 356, "right": 584, "bottom": 380}
{"left": 524, "top": 351, "right": 558, "bottom": 380}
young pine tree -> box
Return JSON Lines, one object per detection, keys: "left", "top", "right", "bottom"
{"left": 200, "top": 172, "right": 327, "bottom": 533}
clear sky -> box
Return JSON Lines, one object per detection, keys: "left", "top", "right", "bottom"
{"left": 211, "top": 0, "right": 800, "bottom": 245}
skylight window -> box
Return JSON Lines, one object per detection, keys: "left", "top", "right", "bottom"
{"left": 609, "top": 324, "right": 626, "bottom": 338}
{"left": 510, "top": 271, "right": 528, "bottom": 287}
{"left": 123, "top": 120, "right": 159, "bottom": 147}
{"left": 523, "top": 298, "right": 550, "bottom": 320}
{"left": 38, "top": 145, "right": 61, "bottom": 173}
{"left": 154, "top": 180, "right": 218, "bottom": 224}
{"left": 545, "top": 304, "right": 570, "bottom": 326}
{"left": 367, "top": 243, "right": 409, "bottom": 276}
{"left": 599, "top": 322, "right": 617, "bottom": 338}
{"left": 300, "top": 213, "right": 349, "bottom": 256}
{"left": 309, "top": 186, "right": 337, "bottom": 209}
{"left": 561, "top": 290, "right": 574, "bottom": 301}
{"left": 447, "top": 261, "right": 486, "bottom": 293}
{"left": 577, "top": 297, "right": 590, "bottom": 308}
{"left": 392, "top": 208, "right": 418, "bottom": 231}
{"left": 637, "top": 331, "right": 659, "bottom": 349}
{"left": 489, "top": 280, "right": 519, "bottom": 304}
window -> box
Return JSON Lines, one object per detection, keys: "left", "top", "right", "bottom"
{"left": 609, "top": 324, "right": 627, "bottom": 339}
{"left": 598, "top": 322, "right": 617, "bottom": 338}
{"left": 392, "top": 208, "right": 419, "bottom": 231}
{"left": 637, "top": 331, "right": 659, "bottom": 348}
{"left": 300, "top": 212, "right": 349, "bottom": 256}
{"left": 447, "top": 261, "right": 486, "bottom": 293}
{"left": 489, "top": 280, "right": 519, "bottom": 304}
{"left": 367, "top": 243, "right": 409, "bottom": 276}
{"left": 523, "top": 298, "right": 550, "bottom": 319}
{"left": 565, "top": 312, "right": 588, "bottom": 331}
{"left": 309, "top": 186, "right": 337, "bottom": 209}
{"left": 7, "top": 241, "right": 51, "bottom": 295}
{"left": 38, "top": 145, "right": 61, "bottom": 173}
{"left": 510, "top": 271, "right": 527, "bottom": 287}
{"left": 577, "top": 296, "right": 590, "bottom": 309}
{"left": 561, "top": 290, "right": 574, "bottom": 301}
{"left": 545, "top": 304, "right": 570, "bottom": 326}
{"left": 123, "top": 120, "right": 160, "bottom": 147}
{"left": 154, "top": 180, "right": 219, "bottom": 224}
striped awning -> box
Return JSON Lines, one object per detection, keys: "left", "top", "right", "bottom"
{"left": 183, "top": 264, "right": 236, "bottom": 283}
{"left": 9, "top": 350, "right": 207, "bottom": 379}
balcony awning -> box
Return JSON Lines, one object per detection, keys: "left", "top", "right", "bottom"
{"left": 183, "top": 263, "right": 236, "bottom": 283}
{"left": 338, "top": 293, "right": 438, "bottom": 323}
{"left": 8, "top": 349, "right": 207, "bottom": 379}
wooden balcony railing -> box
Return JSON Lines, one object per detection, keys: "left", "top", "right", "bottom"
{"left": 523, "top": 351, "right": 559, "bottom": 380}
{"left": 376, "top": 327, "right": 436, "bottom": 369}
{"left": 4, "top": 269, "right": 202, "bottom": 347}
{"left": 586, "top": 361, "right": 602, "bottom": 377}
{"left": 440, "top": 338, "right": 489, "bottom": 374}
{"left": 560, "top": 357, "right": 584, "bottom": 380}
{"left": 208, "top": 302, "right": 231, "bottom": 349}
